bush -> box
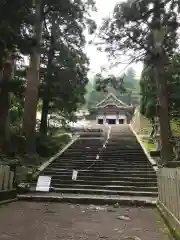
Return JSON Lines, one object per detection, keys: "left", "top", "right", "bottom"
{"left": 36, "top": 133, "right": 71, "bottom": 158}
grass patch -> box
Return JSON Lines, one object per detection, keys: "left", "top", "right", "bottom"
{"left": 171, "top": 120, "right": 180, "bottom": 136}
{"left": 140, "top": 136, "right": 156, "bottom": 151}
{"left": 143, "top": 141, "right": 156, "bottom": 151}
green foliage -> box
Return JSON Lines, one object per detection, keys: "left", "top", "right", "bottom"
{"left": 88, "top": 107, "right": 97, "bottom": 115}
{"left": 36, "top": 133, "right": 71, "bottom": 158}
{"left": 0, "top": 0, "right": 32, "bottom": 63}
{"left": 38, "top": 0, "right": 96, "bottom": 135}
{"left": 140, "top": 53, "right": 180, "bottom": 120}
{"left": 99, "top": 0, "right": 178, "bottom": 64}
{"left": 139, "top": 65, "right": 157, "bottom": 119}
{"left": 10, "top": 94, "right": 24, "bottom": 125}
{"left": 95, "top": 73, "right": 126, "bottom": 93}
{"left": 0, "top": 0, "right": 96, "bottom": 154}
{"left": 86, "top": 67, "right": 140, "bottom": 108}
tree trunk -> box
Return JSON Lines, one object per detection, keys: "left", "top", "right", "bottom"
{"left": 154, "top": 60, "right": 173, "bottom": 165}
{"left": 39, "top": 98, "right": 49, "bottom": 135}
{"left": 39, "top": 13, "right": 56, "bottom": 136}
{"left": 0, "top": 57, "right": 14, "bottom": 151}
{"left": 23, "top": 0, "right": 43, "bottom": 153}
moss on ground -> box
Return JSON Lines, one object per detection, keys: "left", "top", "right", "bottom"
{"left": 171, "top": 120, "right": 180, "bottom": 136}
{"left": 142, "top": 141, "right": 156, "bottom": 151}
{"left": 155, "top": 209, "right": 173, "bottom": 240}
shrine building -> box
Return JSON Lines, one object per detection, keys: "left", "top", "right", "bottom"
{"left": 88, "top": 93, "right": 134, "bottom": 125}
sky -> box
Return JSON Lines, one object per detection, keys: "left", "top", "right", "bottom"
{"left": 86, "top": 0, "right": 143, "bottom": 79}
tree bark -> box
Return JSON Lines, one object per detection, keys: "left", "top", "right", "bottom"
{"left": 23, "top": 0, "right": 43, "bottom": 153}
{"left": 154, "top": 59, "right": 173, "bottom": 165}
{"left": 39, "top": 98, "right": 49, "bottom": 135}
{"left": 39, "top": 13, "right": 56, "bottom": 136}
{"left": 0, "top": 57, "right": 14, "bottom": 151}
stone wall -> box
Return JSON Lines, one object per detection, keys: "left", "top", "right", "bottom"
{"left": 131, "top": 108, "right": 152, "bottom": 135}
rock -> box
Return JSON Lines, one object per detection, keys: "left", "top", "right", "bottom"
{"left": 88, "top": 205, "right": 107, "bottom": 211}
{"left": 113, "top": 202, "right": 120, "bottom": 208}
{"left": 108, "top": 209, "right": 116, "bottom": 212}
{"left": 89, "top": 204, "right": 95, "bottom": 209}
{"left": 113, "top": 228, "right": 119, "bottom": 231}
{"left": 45, "top": 210, "right": 55, "bottom": 214}
{"left": 117, "top": 215, "right": 131, "bottom": 221}
{"left": 95, "top": 206, "right": 107, "bottom": 211}
{"left": 123, "top": 237, "right": 141, "bottom": 240}
{"left": 132, "top": 228, "right": 142, "bottom": 232}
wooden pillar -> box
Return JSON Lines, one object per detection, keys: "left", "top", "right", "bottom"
{"left": 103, "top": 112, "right": 106, "bottom": 124}
{"left": 116, "top": 112, "right": 119, "bottom": 125}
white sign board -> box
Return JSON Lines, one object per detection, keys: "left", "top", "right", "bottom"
{"left": 36, "top": 176, "right": 51, "bottom": 192}
{"left": 72, "top": 170, "right": 78, "bottom": 181}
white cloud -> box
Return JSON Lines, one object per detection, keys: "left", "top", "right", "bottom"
{"left": 86, "top": 0, "right": 143, "bottom": 79}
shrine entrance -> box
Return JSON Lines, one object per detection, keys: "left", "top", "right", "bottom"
{"left": 119, "top": 119, "right": 124, "bottom": 124}
{"left": 98, "top": 119, "right": 103, "bottom": 124}
{"left": 107, "top": 119, "right": 116, "bottom": 125}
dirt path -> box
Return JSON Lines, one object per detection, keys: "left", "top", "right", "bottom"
{"left": 0, "top": 202, "right": 172, "bottom": 240}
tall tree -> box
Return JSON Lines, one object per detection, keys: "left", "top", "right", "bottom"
{"left": 140, "top": 53, "right": 180, "bottom": 122}
{"left": 23, "top": 0, "right": 44, "bottom": 152}
{"left": 22, "top": 0, "right": 96, "bottom": 151}
{"left": 0, "top": 0, "right": 31, "bottom": 150}
{"left": 99, "top": 0, "right": 179, "bottom": 164}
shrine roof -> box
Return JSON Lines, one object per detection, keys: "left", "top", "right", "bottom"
{"left": 96, "top": 93, "right": 132, "bottom": 109}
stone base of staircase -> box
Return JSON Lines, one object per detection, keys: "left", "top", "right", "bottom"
{"left": 0, "top": 189, "right": 17, "bottom": 203}
{"left": 17, "top": 192, "right": 157, "bottom": 206}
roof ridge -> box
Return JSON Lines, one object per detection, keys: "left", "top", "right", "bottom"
{"left": 96, "top": 93, "right": 129, "bottom": 107}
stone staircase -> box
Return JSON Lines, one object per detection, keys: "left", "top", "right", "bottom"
{"left": 97, "top": 125, "right": 158, "bottom": 197}
{"left": 43, "top": 137, "right": 103, "bottom": 192}
{"left": 19, "top": 125, "right": 158, "bottom": 204}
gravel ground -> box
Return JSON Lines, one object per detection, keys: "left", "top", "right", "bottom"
{"left": 0, "top": 202, "right": 172, "bottom": 240}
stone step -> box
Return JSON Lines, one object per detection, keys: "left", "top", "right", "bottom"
{"left": 52, "top": 158, "right": 150, "bottom": 162}
{"left": 49, "top": 164, "right": 154, "bottom": 169}
{"left": 52, "top": 188, "right": 158, "bottom": 197}
{"left": 101, "top": 153, "right": 146, "bottom": 156}
{"left": 51, "top": 161, "right": 151, "bottom": 165}
{"left": 52, "top": 161, "right": 153, "bottom": 166}
{"left": 106, "top": 148, "right": 143, "bottom": 150}
{"left": 104, "top": 144, "right": 141, "bottom": 147}
{"left": 97, "top": 159, "right": 150, "bottom": 162}
{"left": 51, "top": 184, "right": 158, "bottom": 192}
{"left": 47, "top": 165, "right": 154, "bottom": 171}
{"left": 17, "top": 193, "right": 157, "bottom": 206}
{"left": 99, "top": 155, "right": 148, "bottom": 158}
{"left": 100, "top": 154, "right": 147, "bottom": 157}
{"left": 49, "top": 175, "right": 157, "bottom": 181}
{"left": 53, "top": 156, "right": 98, "bottom": 161}
{"left": 43, "top": 169, "right": 156, "bottom": 175}
{"left": 45, "top": 166, "right": 155, "bottom": 172}
{"left": 62, "top": 149, "right": 99, "bottom": 151}
{"left": 49, "top": 179, "right": 157, "bottom": 187}
{"left": 44, "top": 174, "right": 157, "bottom": 181}
{"left": 51, "top": 160, "right": 151, "bottom": 164}
{"left": 60, "top": 153, "right": 98, "bottom": 156}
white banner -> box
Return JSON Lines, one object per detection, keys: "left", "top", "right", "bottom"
{"left": 72, "top": 170, "right": 78, "bottom": 181}
{"left": 36, "top": 176, "right": 51, "bottom": 192}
